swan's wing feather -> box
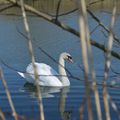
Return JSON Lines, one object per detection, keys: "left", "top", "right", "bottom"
{"left": 37, "top": 63, "right": 59, "bottom": 76}
{"left": 26, "top": 62, "right": 59, "bottom": 76}
{"left": 25, "top": 63, "right": 62, "bottom": 86}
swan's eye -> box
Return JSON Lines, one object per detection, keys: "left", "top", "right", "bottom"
{"left": 67, "top": 55, "right": 72, "bottom": 60}
{"left": 67, "top": 55, "right": 73, "bottom": 63}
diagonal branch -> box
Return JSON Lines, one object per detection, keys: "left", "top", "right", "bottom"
{"left": 6, "top": 0, "right": 120, "bottom": 60}
{"left": 0, "top": 3, "right": 15, "bottom": 12}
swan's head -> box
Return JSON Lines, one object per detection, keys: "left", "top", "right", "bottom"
{"left": 61, "top": 52, "right": 73, "bottom": 63}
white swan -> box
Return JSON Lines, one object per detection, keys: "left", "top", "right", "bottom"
{"left": 18, "top": 52, "right": 73, "bottom": 87}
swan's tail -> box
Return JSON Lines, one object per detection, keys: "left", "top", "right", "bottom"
{"left": 17, "top": 72, "right": 25, "bottom": 78}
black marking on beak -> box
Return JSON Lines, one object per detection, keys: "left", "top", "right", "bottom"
{"left": 67, "top": 55, "right": 73, "bottom": 63}
{"left": 68, "top": 56, "right": 72, "bottom": 60}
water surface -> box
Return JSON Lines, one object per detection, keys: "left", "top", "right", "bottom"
{"left": 0, "top": 0, "right": 120, "bottom": 120}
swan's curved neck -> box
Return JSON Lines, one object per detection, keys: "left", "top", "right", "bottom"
{"left": 58, "top": 55, "right": 70, "bottom": 86}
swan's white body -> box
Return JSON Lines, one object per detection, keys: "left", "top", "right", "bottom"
{"left": 18, "top": 52, "right": 73, "bottom": 87}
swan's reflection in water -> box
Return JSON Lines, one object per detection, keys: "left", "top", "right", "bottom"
{"left": 24, "top": 82, "right": 62, "bottom": 98}
{"left": 23, "top": 83, "right": 72, "bottom": 120}
{"left": 59, "top": 87, "right": 72, "bottom": 120}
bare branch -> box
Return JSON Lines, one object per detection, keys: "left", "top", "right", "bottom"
{"left": 87, "top": 0, "right": 104, "bottom": 7}
{"left": 6, "top": 0, "right": 120, "bottom": 60}
{"left": 0, "top": 3, "right": 15, "bottom": 12}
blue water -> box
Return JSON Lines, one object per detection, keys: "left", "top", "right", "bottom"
{"left": 0, "top": 2, "right": 120, "bottom": 120}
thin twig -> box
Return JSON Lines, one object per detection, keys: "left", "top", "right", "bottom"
{"left": 87, "top": 0, "right": 104, "bottom": 7}
{"left": 110, "top": 66, "right": 120, "bottom": 75}
{"left": 90, "top": 24, "right": 100, "bottom": 35}
{"left": 19, "top": 0, "right": 44, "bottom": 120}
{"left": 55, "top": 0, "right": 62, "bottom": 21}
{"left": 50, "top": 8, "right": 78, "bottom": 17}
{"left": 87, "top": 9, "right": 120, "bottom": 45}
